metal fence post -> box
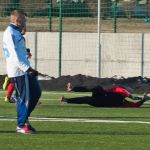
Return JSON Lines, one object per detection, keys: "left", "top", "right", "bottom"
{"left": 34, "top": 32, "right": 38, "bottom": 70}
{"left": 59, "top": 0, "right": 62, "bottom": 77}
{"left": 48, "top": 0, "right": 52, "bottom": 31}
{"left": 113, "top": 0, "right": 117, "bottom": 33}
{"left": 97, "top": 0, "right": 101, "bottom": 78}
{"left": 141, "top": 33, "right": 144, "bottom": 77}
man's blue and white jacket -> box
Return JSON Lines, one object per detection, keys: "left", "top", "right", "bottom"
{"left": 3, "top": 23, "right": 30, "bottom": 77}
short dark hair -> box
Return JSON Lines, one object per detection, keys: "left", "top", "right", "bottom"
{"left": 11, "top": 9, "right": 27, "bottom": 17}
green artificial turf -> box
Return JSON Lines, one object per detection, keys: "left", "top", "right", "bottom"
{"left": 0, "top": 90, "right": 150, "bottom": 150}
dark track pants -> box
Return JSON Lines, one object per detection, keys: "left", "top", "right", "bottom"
{"left": 65, "top": 93, "right": 125, "bottom": 107}
{"left": 66, "top": 96, "right": 92, "bottom": 105}
{"left": 12, "top": 74, "right": 41, "bottom": 127}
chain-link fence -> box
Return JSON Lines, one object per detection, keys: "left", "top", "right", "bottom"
{"left": 0, "top": 0, "right": 97, "bottom": 32}
{"left": 0, "top": 0, "right": 150, "bottom": 33}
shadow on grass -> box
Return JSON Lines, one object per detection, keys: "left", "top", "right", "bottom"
{"left": 0, "top": 130, "right": 150, "bottom": 135}
{"left": 36, "top": 130, "right": 150, "bottom": 136}
{"left": 0, "top": 131, "right": 16, "bottom": 134}
{"left": 48, "top": 104, "right": 150, "bottom": 109}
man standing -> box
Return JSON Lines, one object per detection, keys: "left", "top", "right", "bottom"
{"left": 3, "top": 10, "right": 41, "bottom": 134}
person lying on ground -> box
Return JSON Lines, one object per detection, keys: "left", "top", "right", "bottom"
{"left": 66, "top": 82, "right": 144, "bottom": 101}
{"left": 61, "top": 84, "right": 150, "bottom": 107}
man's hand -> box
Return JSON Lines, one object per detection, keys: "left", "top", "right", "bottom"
{"left": 26, "top": 67, "right": 38, "bottom": 76}
{"left": 26, "top": 48, "right": 32, "bottom": 59}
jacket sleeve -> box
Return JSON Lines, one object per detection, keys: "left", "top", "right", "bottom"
{"left": 4, "top": 29, "right": 30, "bottom": 72}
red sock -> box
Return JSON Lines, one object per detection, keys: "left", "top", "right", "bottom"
{"left": 6, "top": 82, "right": 15, "bottom": 98}
{"left": 122, "top": 100, "right": 143, "bottom": 108}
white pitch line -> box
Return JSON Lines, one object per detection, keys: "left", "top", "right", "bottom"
{"left": 0, "top": 116, "right": 150, "bottom": 124}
